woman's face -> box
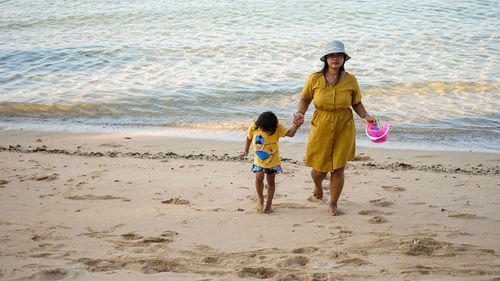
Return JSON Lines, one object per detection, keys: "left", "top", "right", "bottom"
{"left": 326, "top": 53, "right": 345, "bottom": 69}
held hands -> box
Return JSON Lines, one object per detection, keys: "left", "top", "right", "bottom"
{"left": 293, "top": 112, "right": 305, "bottom": 126}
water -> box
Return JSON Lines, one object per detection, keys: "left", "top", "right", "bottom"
{"left": 1, "top": 0, "right": 499, "bottom": 152}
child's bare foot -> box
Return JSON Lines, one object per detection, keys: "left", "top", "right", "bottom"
{"left": 255, "top": 198, "right": 264, "bottom": 213}
{"left": 328, "top": 204, "right": 343, "bottom": 216}
{"left": 313, "top": 186, "right": 323, "bottom": 200}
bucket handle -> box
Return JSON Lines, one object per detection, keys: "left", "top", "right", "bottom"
{"left": 365, "top": 124, "right": 390, "bottom": 140}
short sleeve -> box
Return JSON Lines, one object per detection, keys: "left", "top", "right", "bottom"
{"left": 351, "top": 75, "right": 362, "bottom": 105}
{"left": 277, "top": 123, "right": 288, "bottom": 138}
{"left": 301, "top": 74, "right": 315, "bottom": 100}
{"left": 247, "top": 123, "right": 255, "bottom": 139}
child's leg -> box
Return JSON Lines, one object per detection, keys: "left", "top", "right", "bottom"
{"left": 264, "top": 173, "right": 276, "bottom": 213}
{"left": 255, "top": 171, "right": 265, "bottom": 211}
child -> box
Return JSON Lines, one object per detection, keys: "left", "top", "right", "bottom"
{"left": 238, "top": 111, "right": 300, "bottom": 213}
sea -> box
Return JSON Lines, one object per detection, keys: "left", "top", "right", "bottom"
{"left": 1, "top": 0, "right": 499, "bottom": 152}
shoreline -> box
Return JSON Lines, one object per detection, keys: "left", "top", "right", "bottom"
{"left": 1, "top": 118, "right": 499, "bottom": 154}
{"left": 1, "top": 130, "right": 499, "bottom": 280}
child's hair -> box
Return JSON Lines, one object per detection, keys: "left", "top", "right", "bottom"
{"left": 254, "top": 111, "right": 278, "bottom": 135}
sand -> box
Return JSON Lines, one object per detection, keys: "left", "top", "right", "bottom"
{"left": 0, "top": 130, "right": 499, "bottom": 281}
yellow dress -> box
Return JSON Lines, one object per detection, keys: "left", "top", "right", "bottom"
{"left": 301, "top": 72, "right": 362, "bottom": 172}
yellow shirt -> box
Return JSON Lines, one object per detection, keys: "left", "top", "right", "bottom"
{"left": 247, "top": 123, "right": 288, "bottom": 168}
{"left": 301, "top": 72, "right": 362, "bottom": 172}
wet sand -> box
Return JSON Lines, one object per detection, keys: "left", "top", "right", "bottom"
{"left": 0, "top": 130, "right": 499, "bottom": 281}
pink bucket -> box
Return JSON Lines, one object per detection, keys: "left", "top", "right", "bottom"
{"left": 365, "top": 123, "right": 390, "bottom": 143}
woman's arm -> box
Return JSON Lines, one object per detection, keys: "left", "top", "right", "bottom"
{"left": 352, "top": 101, "right": 376, "bottom": 123}
{"left": 294, "top": 97, "right": 312, "bottom": 125}
{"left": 297, "top": 97, "right": 311, "bottom": 115}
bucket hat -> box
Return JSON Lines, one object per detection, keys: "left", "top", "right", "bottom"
{"left": 320, "top": 41, "right": 351, "bottom": 62}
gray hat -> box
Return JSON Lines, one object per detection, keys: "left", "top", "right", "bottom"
{"left": 320, "top": 41, "right": 351, "bottom": 62}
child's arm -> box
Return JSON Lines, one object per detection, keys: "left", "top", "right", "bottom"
{"left": 285, "top": 123, "right": 300, "bottom": 137}
{"left": 238, "top": 137, "right": 252, "bottom": 159}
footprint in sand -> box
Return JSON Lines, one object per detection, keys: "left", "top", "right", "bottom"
{"left": 201, "top": 256, "right": 221, "bottom": 264}
{"left": 121, "top": 233, "right": 143, "bottom": 240}
{"left": 121, "top": 230, "right": 177, "bottom": 244}
{"left": 238, "top": 267, "right": 278, "bottom": 279}
{"left": 369, "top": 198, "right": 393, "bottom": 207}
{"left": 382, "top": 185, "right": 405, "bottom": 192}
{"left": 276, "top": 256, "right": 309, "bottom": 267}
{"left": 194, "top": 207, "right": 224, "bottom": 212}
{"left": 78, "top": 257, "right": 125, "bottom": 272}
{"left": 274, "top": 203, "right": 314, "bottom": 209}
{"left": 161, "top": 230, "right": 179, "bottom": 238}
{"left": 141, "top": 259, "right": 181, "bottom": 274}
{"left": 0, "top": 179, "right": 8, "bottom": 187}
{"left": 332, "top": 229, "right": 352, "bottom": 239}
{"left": 31, "top": 174, "right": 59, "bottom": 181}
{"left": 141, "top": 237, "right": 171, "bottom": 244}
{"left": 358, "top": 210, "right": 394, "bottom": 216}
{"left": 446, "top": 231, "right": 472, "bottom": 239}
{"left": 368, "top": 216, "right": 388, "bottom": 224}
{"left": 82, "top": 224, "right": 125, "bottom": 238}
{"left": 354, "top": 154, "right": 371, "bottom": 161}
{"left": 161, "top": 198, "right": 190, "bottom": 205}
{"left": 99, "top": 142, "right": 123, "bottom": 148}
{"left": 339, "top": 258, "right": 369, "bottom": 266}
{"left": 326, "top": 251, "right": 349, "bottom": 259}
{"left": 448, "top": 213, "right": 483, "bottom": 219}
{"left": 292, "top": 247, "right": 318, "bottom": 254}
{"left": 64, "top": 194, "right": 130, "bottom": 202}
{"left": 409, "top": 202, "right": 426, "bottom": 205}
{"left": 28, "top": 268, "right": 74, "bottom": 280}
{"left": 399, "top": 237, "right": 488, "bottom": 258}
{"left": 31, "top": 234, "right": 48, "bottom": 241}
{"left": 178, "top": 164, "right": 204, "bottom": 168}
{"left": 401, "top": 238, "right": 444, "bottom": 256}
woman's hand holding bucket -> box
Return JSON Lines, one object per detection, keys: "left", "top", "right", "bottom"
{"left": 362, "top": 114, "right": 377, "bottom": 127}
{"left": 363, "top": 117, "right": 390, "bottom": 143}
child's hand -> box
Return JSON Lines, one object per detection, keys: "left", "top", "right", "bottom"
{"left": 238, "top": 151, "right": 248, "bottom": 159}
{"left": 293, "top": 112, "right": 305, "bottom": 126}
{"left": 293, "top": 118, "right": 303, "bottom": 126}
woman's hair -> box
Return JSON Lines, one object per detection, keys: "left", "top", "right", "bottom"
{"left": 317, "top": 53, "right": 346, "bottom": 84}
{"left": 254, "top": 111, "right": 278, "bottom": 135}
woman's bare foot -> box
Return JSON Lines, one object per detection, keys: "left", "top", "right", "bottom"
{"left": 313, "top": 186, "right": 323, "bottom": 200}
{"left": 328, "top": 204, "right": 343, "bottom": 216}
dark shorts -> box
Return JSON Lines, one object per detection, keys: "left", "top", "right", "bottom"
{"left": 252, "top": 164, "right": 283, "bottom": 174}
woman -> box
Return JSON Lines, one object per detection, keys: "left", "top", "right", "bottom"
{"left": 294, "top": 41, "right": 376, "bottom": 216}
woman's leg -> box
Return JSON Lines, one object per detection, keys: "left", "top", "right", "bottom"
{"left": 264, "top": 173, "right": 276, "bottom": 213}
{"left": 255, "top": 171, "right": 265, "bottom": 211}
{"left": 311, "top": 169, "right": 327, "bottom": 199}
{"left": 328, "top": 167, "right": 345, "bottom": 216}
